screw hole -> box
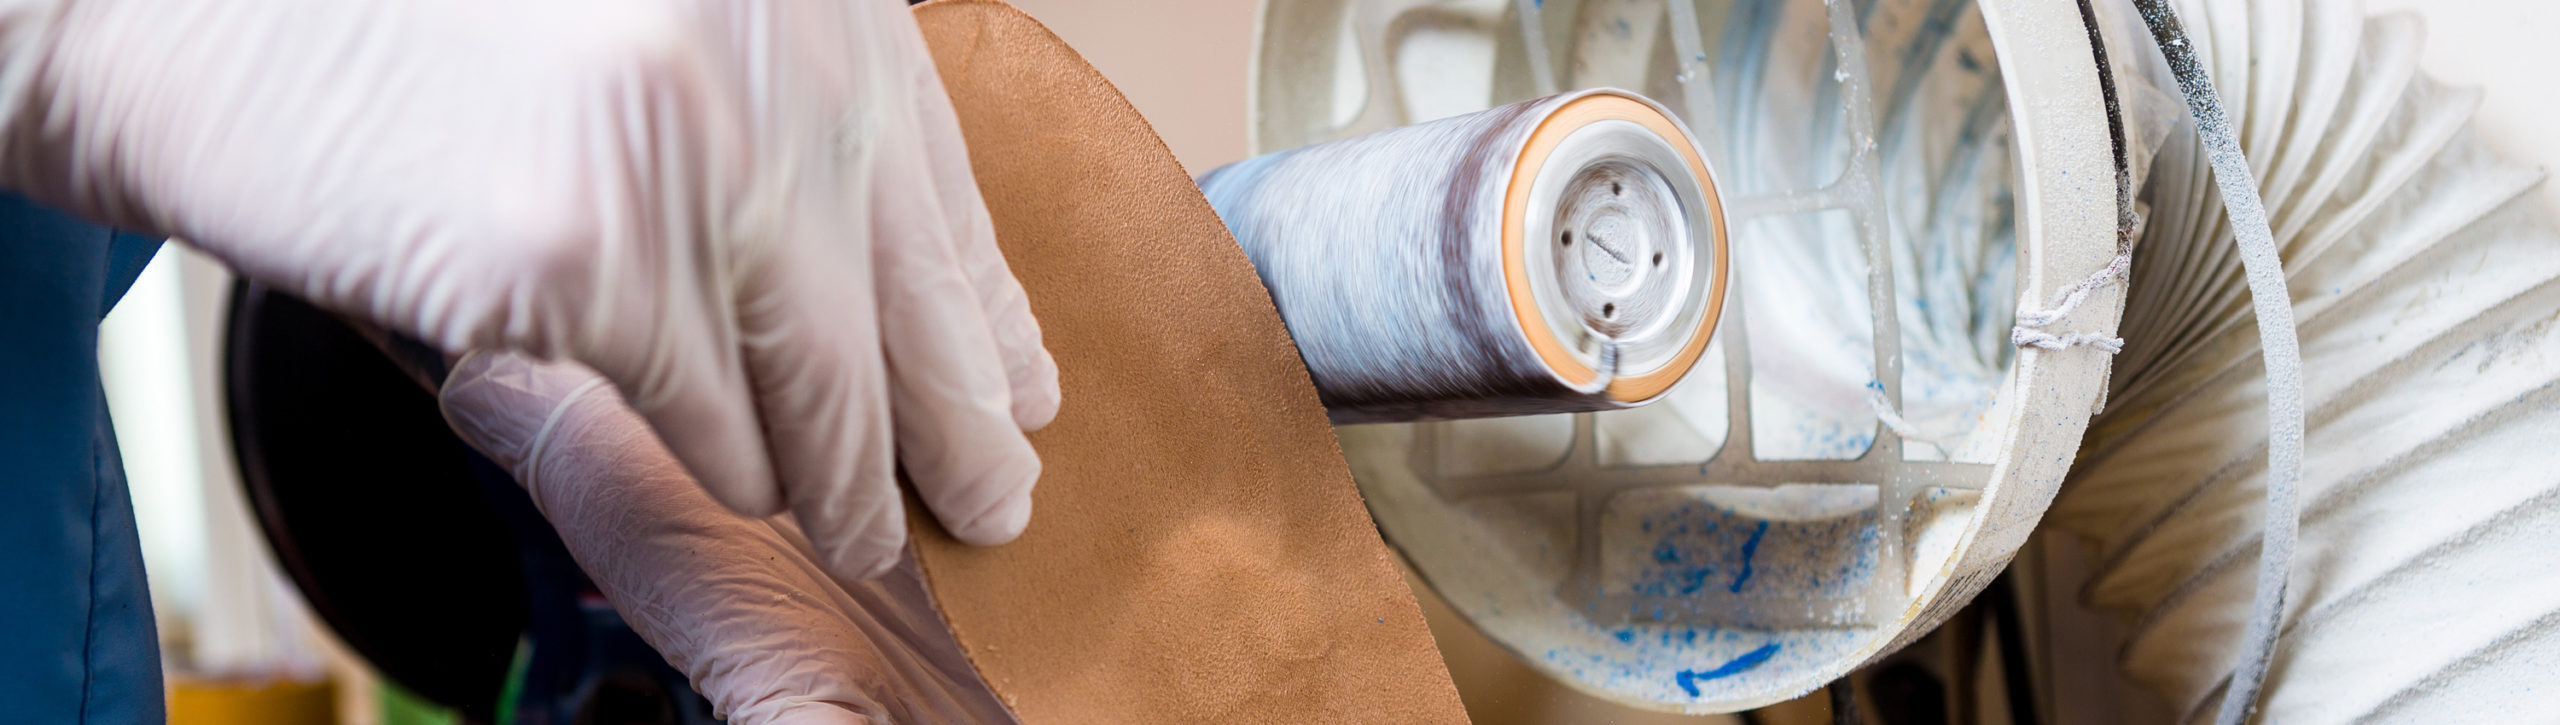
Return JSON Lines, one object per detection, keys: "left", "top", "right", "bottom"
{"left": 1603, "top": 303, "right": 1616, "bottom": 318}
{"left": 1562, "top": 231, "right": 1573, "bottom": 246}
{"left": 1652, "top": 252, "right": 1664, "bottom": 266}
{"left": 1612, "top": 182, "right": 1623, "bottom": 196}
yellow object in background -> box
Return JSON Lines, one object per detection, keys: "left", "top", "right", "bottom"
{"left": 168, "top": 675, "right": 335, "bottom": 725}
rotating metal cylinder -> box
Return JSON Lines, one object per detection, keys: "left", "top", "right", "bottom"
{"left": 1200, "top": 89, "right": 1729, "bottom": 423}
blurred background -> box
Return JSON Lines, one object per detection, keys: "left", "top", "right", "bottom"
{"left": 103, "top": 1, "right": 2554, "bottom": 723}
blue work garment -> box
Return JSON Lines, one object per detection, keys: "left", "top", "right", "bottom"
{"left": 0, "top": 193, "right": 168, "bottom": 724}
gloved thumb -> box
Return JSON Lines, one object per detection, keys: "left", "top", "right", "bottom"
{"left": 436, "top": 350, "right": 616, "bottom": 502}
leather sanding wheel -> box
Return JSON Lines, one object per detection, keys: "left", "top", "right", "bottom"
{"left": 905, "top": 2, "right": 1468, "bottom": 722}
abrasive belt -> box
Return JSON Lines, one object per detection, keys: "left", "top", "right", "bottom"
{"left": 905, "top": 2, "right": 1470, "bottom": 722}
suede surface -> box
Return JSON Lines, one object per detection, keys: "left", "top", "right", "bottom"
{"left": 907, "top": 2, "right": 1470, "bottom": 723}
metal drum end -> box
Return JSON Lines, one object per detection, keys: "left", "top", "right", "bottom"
{"left": 1505, "top": 90, "right": 1729, "bottom": 404}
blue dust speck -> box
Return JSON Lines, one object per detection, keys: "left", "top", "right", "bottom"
{"left": 1614, "top": 629, "right": 1637, "bottom": 644}
{"left": 1674, "top": 643, "right": 1783, "bottom": 697}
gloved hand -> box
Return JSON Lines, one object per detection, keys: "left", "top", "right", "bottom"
{"left": 0, "top": 0, "right": 1058, "bottom": 579}
{"left": 440, "top": 350, "right": 1016, "bottom": 725}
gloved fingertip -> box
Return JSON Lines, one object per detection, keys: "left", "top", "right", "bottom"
{"left": 631, "top": 385, "right": 788, "bottom": 518}
{"left": 700, "top": 475, "right": 790, "bottom": 519}
{"left": 808, "top": 502, "right": 908, "bottom": 583}
{"left": 1010, "top": 350, "right": 1062, "bottom": 431}
{"left": 822, "top": 544, "right": 903, "bottom": 583}
{"left": 945, "top": 476, "right": 1034, "bottom": 547}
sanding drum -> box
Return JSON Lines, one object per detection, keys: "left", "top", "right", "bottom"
{"left": 1199, "top": 89, "right": 1730, "bottom": 423}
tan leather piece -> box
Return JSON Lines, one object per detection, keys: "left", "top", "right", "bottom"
{"left": 906, "top": 2, "right": 1469, "bottom": 723}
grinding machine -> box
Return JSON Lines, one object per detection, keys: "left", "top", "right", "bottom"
{"left": 223, "top": 0, "right": 2560, "bottom": 722}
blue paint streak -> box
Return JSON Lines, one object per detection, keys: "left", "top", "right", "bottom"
{"left": 1675, "top": 643, "right": 1783, "bottom": 697}
{"left": 1729, "top": 520, "right": 1769, "bottom": 593}
{"left": 1678, "top": 566, "right": 1712, "bottom": 595}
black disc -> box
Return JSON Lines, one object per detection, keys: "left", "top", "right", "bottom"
{"left": 222, "top": 281, "right": 522, "bottom": 722}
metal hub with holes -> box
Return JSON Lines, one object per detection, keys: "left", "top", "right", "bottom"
{"left": 1532, "top": 120, "right": 1712, "bottom": 372}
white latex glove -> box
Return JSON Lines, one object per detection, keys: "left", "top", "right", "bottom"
{"left": 441, "top": 350, "right": 1017, "bottom": 725}
{"left": 0, "top": 0, "right": 1057, "bottom": 580}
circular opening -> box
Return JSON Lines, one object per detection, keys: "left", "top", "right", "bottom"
{"left": 1562, "top": 231, "right": 1574, "bottom": 246}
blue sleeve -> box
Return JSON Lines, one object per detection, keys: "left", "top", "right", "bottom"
{"left": 0, "top": 193, "right": 168, "bottom": 725}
